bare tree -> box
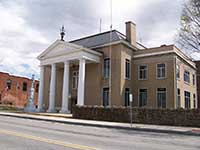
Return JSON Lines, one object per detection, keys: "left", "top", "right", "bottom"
{"left": 178, "top": 0, "right": 200, "bottom": 52}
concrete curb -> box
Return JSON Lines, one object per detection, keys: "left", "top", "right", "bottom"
{"left": 0, "top": 113, "right": 199, "bottom": 136}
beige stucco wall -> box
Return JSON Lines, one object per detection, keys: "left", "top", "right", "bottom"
{"left": 85, "top": 63, "right": 102, "bottom": 105}
{"left": 176, "top": 57, "right": 197, "bottom": 109}
{"left": 120, "top": 44, "right": 134, "bottom": 106}
{"left": 132, "top": 54, "right": 176, "bottom": 109}
{"left": 92, "top": 44, "right": 123, "bottom": 106}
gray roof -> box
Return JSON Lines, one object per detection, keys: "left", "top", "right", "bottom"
{"left": 70, "top": 30, "right": 126, "bottom": 48}
{"left": 70, "top": 30, "right": 146, "bottom": 49}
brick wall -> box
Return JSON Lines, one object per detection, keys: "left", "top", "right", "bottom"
{"left": 0, "top": 72, "right": 39, "bottom": 108}
{"left": 72, "top": 106, "right": 200, "bottom": 127}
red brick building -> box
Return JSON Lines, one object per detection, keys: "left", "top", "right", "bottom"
{"left": 195, "top": 61, "right": 200, "bottom": 109}
{"left": 0, "top": 72, "right": 39, "bottom": 108}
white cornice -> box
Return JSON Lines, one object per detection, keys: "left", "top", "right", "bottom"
{"left": 133, "top": 50, "right": 174, "bottom": 58}
{"left": 133, "top": 49, "right": 196, "bottom": 69}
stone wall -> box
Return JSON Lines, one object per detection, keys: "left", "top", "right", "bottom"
{"left": 72, "top": 106, "right": 200, "bottom": 127}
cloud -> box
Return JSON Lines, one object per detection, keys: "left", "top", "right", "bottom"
{"left": 0, "top": 1, "right": 49, "bottom": 79}
{"left": 0, "top": 0, "right": 199, "bottom": 80}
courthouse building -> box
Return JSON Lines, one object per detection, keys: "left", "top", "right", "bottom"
{"left": 37, "top": 21, "right": 197, "bottom": 113}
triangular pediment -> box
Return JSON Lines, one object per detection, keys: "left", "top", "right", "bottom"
{"left": 38, "top": 40, "right": 84, "bottom": 60}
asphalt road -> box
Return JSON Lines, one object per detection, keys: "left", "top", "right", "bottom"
{"left": 0, "top": 116, "right": 199, "bottom": 150}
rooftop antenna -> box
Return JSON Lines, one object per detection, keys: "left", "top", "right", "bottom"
{"left": 60, "top": 25, "right": 65, "bottom": 41}
{"left": 109, "top": 0, "right": 113, "bottom": 106}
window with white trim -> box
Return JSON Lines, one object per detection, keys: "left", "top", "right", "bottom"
{"left": 184, "top": 91, "right": 190, "bottom": 109}
{"left": 103, "top": 58, "right": 110, "bottom": 78}
{"left": 157, "top": 88, "right": 166, "bottom": 108}
{"left": 72, "top": 71, "right": 79, "bottom": 89}
{"left": 157, "top": 63, "right": 166, "bottom": 79}
{"left": 139, "top": 65, "right": 147, "bottom": 80}
{"left": 184, "top": 70, "right": 190, "bottom": 83}
{"left": 139, "top": 89, "right": 147, "bottom": 107}
{"left": 125, "top": 59, "right": 131, "bottom": 79}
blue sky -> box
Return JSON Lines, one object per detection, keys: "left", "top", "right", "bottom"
{"left": 0, "top": 0, "right": 198, "bottom": 80}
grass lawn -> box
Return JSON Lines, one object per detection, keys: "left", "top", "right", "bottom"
{"left": 0, "top": 105, "right": 22, "bottom": 112}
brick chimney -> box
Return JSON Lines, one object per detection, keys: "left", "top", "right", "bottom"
{"left": 126, "top": 21, "right": 136, "bottom": 47}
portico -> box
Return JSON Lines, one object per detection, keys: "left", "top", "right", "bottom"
{"left": 37, "top": 40, "right": 101, "bottom": 113}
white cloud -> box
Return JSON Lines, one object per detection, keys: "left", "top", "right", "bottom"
{"left": 0, "top": 1, "right": 49, "bottom": 79}
{"left": 1, "top": 0, "right": 198, "bottom": 80}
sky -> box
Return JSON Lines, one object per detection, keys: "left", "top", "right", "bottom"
{"left": 0, "top": 0, "right": 197, "bottom": 79}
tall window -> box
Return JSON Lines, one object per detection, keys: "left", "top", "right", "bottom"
{"left": 125, "top": 59, "right": 131, "bottom": 79}
{"left": 6, "top": 79, "right": 12, "bottom": 90}
{"left": 22, "top": 82, "right": 27, "bottom": 91}
{"left": 193, "top": 94, "right": 196, "bottom": 108}
{"left": 176, "top": 64, "right": 180, "bottom": 79}
{"left": 125, "top": 88, "right": 130, "bottom": 106}
{"left": 192, "top": 74, "right": 195, "bottom": 85}
{"left": 184, "top": 70, "right": 190, "bottom": 83}
{"left": 139, "top": 89, "right": 147, "bottom": 107}
{"left": 177, "top": 88, "right": 181, "bottom": 108}
{"left": 103, "top": 88, "right": 109, "bottom": 106}
{"left": 36, "top": 83, "right": 39, "bottom": 93}
{"left": 184, "top": 91, "right": 190, "bottom": 109}
{"left": 157, "top": 63, "right": 166, "bottom": 79}
{"left": 139, "top": 65, "right": 147, "bottom": 80}
{"left": 72, "top": 71, "right": 79, "bottom": 89}
{"left": 157, "top": 88, "right": 166, "bottom": 108}
{"left": 104, "top": 58, "right": 110, "bottom": 78}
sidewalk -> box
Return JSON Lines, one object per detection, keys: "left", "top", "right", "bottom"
{"left": 0, "top": 111, "right": 200, "bottom": 136}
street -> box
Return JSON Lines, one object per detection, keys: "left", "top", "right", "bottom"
{"left": 0, "top": 116, "right": 199, "bottom": 150}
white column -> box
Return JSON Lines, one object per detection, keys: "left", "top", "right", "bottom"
{"left": 60, "top": 61, "right": 70, "bottom": 113}
{"left": 37, "top": 66, "right": 44, "bottom": 112}
{"left": 47, "top": 63, "right": 57, "bottom": 112}
{"left": 77, "top": 58, "right": 86, "bottom": 106}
